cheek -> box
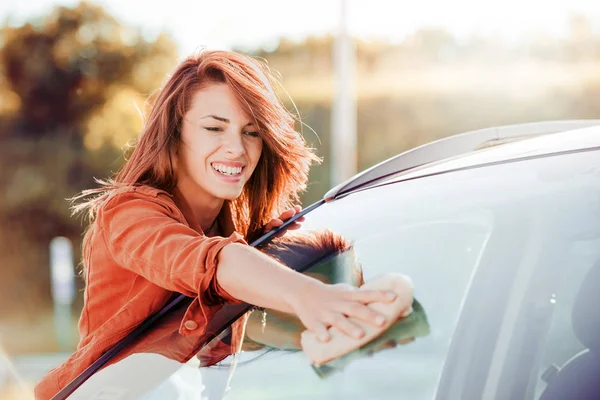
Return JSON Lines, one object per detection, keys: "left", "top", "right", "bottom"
{"left": 178, "top": 145, "right": 208, "bottom": 178}
{"left": 249, "top": 141, "right": 263, "bottom": 166}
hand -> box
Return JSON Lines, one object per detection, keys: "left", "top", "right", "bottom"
{"left": 284, "top": 279, "right": 412, "bottom": 343}
{"left": 264, "top": 205, "right": 305, "bottom": 236}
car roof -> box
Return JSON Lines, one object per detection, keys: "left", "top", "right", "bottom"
{"left": 325, "top": 120, "right": 600, "bottom": 200}
{"left": 381, "top": 123, "right": 600, "bottom": 186}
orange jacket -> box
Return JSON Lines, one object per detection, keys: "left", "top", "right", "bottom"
{"left": 35, "top": 185, "right": 248, "bottom": 399}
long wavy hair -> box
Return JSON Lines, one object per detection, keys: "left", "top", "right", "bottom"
{"left": 73, "top": 49, "right": 320, "bottom": 241}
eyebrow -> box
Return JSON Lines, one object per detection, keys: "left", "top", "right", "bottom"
{"left": 202, "top": 114, "right": 229, "bottom": 123}
{"left": 201, "top": 114, "right": 254, "bottom": 127}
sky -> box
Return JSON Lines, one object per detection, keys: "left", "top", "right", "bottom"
{"left": 2, "top": 0, "right": 600, "bottom": 55}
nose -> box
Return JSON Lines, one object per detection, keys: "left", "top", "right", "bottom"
{"left": 223, "top": 131, "right": 245, "bottom": 158}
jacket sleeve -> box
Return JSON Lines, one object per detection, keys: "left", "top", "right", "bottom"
{"left": 98, "top": 191, "right": 247, "bottom": 336}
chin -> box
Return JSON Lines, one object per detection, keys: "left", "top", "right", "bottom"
{"left": 214, "top": 189, "right": 244, "bottom": 201}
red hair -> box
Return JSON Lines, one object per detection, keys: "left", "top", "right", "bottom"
{"left": 260, "top": 229, "right": 364, "bottom": 286}
{"left": 73, "top": 49, "right": 320, "bottom": 241}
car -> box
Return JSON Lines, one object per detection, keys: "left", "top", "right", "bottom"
{"left": 54, "top": 120, "right": 600, "bottom": 400}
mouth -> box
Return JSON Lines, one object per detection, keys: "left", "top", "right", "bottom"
{"left": 211, "top": 163, "right": 244, "bottom": 178}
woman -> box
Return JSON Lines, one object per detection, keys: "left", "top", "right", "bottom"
{"left": 35, "top": 50, "right": 408, "bottom": 399}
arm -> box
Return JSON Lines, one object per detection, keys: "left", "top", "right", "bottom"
{"left": 216, "top": 242, "right": 319, "bottom": 314}
{"left": 216, "top": 243, "right": 406, "bottom": 342}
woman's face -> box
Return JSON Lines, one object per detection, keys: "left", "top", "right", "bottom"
{"left": 177, "top": 83, "right": 263, "bottom": 202}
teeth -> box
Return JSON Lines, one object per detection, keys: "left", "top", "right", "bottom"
{"left": 212, "top": 163, "right": 242, "bottom": 176}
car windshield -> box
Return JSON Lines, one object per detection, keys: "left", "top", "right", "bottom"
{"left": 67, "top": 147, "right": 600, "bottom": 400}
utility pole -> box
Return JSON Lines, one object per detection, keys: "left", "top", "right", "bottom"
{"left": 50, "top": 236, "right": 76, "bottom": 351}
{"left": 330, "top": 0, "right": 358, "bottom": 187}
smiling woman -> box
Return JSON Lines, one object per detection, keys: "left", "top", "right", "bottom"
{"left": 33, "top": 49, "right": 414, "bottom": 400}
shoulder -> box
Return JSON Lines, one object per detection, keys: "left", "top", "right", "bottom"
{"left": 129, "top": 185, "right": 175, "bottom": 202}
{"left": 99, "top": 185, "right": 184, "bottom": 222}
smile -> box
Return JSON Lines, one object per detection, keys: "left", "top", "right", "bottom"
{"left": 211, "top": 163, "right": 244, "bottom": 177}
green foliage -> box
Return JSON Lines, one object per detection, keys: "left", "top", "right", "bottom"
{"left": 0, "top": 2, "right": 178, "bottom": 316}
{"left": 0, "top": 2, "right": 176, "bottom": 135}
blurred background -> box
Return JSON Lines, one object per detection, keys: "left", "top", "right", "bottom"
{"left": 1, "top": 0, "right": 600, "bottom": 397}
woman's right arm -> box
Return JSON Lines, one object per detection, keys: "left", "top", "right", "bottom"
{"left": 216, "top": 243, "right": 410, "bottom": 342}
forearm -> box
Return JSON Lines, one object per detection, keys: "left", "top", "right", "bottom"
{"left": 215, "top": 242, "right": 320, "bottom": 314}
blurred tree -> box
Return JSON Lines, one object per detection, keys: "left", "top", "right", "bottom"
{"left": 0, "top": 1, "right": 178, "bottom": 325}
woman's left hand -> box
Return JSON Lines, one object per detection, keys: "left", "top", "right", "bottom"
{"left": 264, "top": 205, "right": 305, "bottom": 235}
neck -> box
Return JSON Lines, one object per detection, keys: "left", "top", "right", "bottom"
{"left": 175, "top": 180, "right": 224, "bottom": 232}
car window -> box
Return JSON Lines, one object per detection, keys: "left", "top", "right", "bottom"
{"left": 224, "top": 149, "right": 599, "bottom": 400}
{"left": 531, "top": 240, "right": 600, "bottom": 399}
{"left": 463, "top": 236, "right": 600, "bottom": 400}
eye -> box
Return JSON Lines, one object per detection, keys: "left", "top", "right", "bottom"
{"left": 244, "top": 130, "right": 260, "bottom": 138}
{"left": 204, "top": 126, "right": 223, "bottom": 132}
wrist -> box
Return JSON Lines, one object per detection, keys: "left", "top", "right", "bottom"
{"left": 282, "top": 274, "right": 324, "bottom": 313}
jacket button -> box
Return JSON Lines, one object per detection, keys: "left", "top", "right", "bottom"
{"left": 184, "top": 320, "right": 198, "bottom": 331}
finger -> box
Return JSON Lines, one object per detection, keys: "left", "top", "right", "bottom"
{"left": 275, "top": 230, "right": 287, "bottom": 238}
{"left": 278, "top": 209, "right": 296, "bottom": 221}
{"left": 274, "top": 220, "right": 302, "bottom": 233}
{"left": 328, "top": 313, "right": 364, "bottom": 340}
{"left": 287, "top": 222, "right": 302, "bottom": 230}
{"left": 350, "top": 290, "right": 397, "bottom": 304}
{"left": 294, "top": 205, "right": 302, "bottom": 213}
{"left": 305, "top": 320, "right": 330, "bottom": 342}
{"left": 265, "top": 219, "right": 283, "bottom": 232}
{"left": 339, "top": 301, "right": 386, "bottom": 328}
{"left": 296, "top": 216, "right": 305, "bottom": 222}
